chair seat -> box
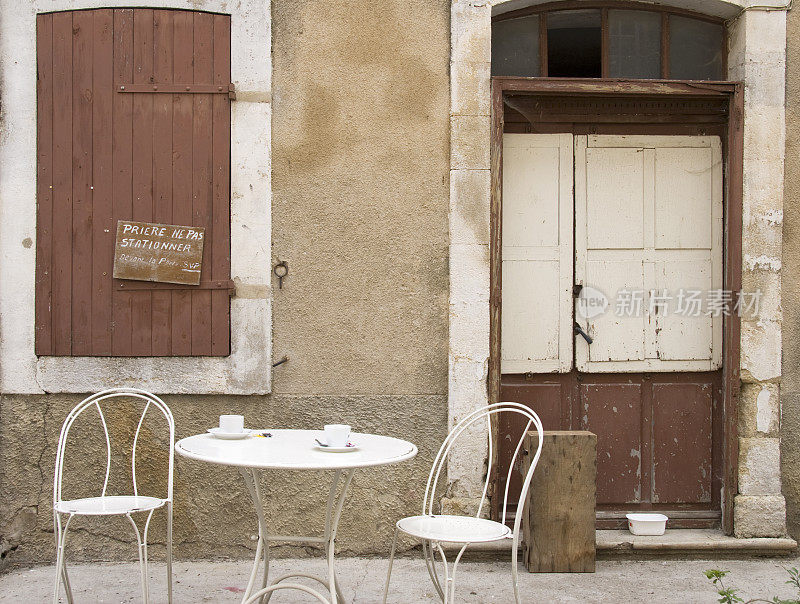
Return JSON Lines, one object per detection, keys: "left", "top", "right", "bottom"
{"left": 55, "top": 495, "right": 166, "bottom": 516}
{"left": 396, "top": 514, "right": 512, "bottom": 543}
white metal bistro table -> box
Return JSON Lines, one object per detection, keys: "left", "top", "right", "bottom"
{"left": 175, "top": 429, "right": 417, "bottom": 603}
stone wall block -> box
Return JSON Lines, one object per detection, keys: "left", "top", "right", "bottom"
{"left": 742, "top": 10, "right": 787, "bottom": 56}
{"left": 734, "top": 494, "right": 787, "bottom": 538}
{"left": 447, "top": 355, "right": 489, "bottom": 498}
{"left": 451, "top": 60, "right": 491, "bottom": 116}
{"left": 741, "top": 319, "right": 782, "bottom": 383}
{"left": 739, "top": 436, "right": 783, "bottom": 494}
{"left": 451, "top": 2, "right": 491, "bottom": 65}
{"left": 742, "top": 158, "right": 784, "bottom": 217}
{"left": 744, "top": 62, "right": 786, "bottom": 108}
{"left": 450, "top": 297, "right": 490, "bottom": 359}
{"left": 451, "top": 115, "right": 491, "bottom": 170}
{"left": 740, "top": 267, "right": 781, "bottom": 325}
{"left": 739, "top": 382, "right": 781, "bottom": 437}
{"left": 744, "top": 106, "right": 786, "bottom": 158}
{"left": 450, "top": 243, "right": 490, "bottom": 304}
{"left": 450, "top": 169, "right": 491, "bottom": 245}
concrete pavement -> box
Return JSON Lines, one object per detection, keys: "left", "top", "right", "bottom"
{"left": 2, "top": 555, "right": 800, "bottom": 603}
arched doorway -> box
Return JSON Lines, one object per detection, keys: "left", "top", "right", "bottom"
{"left": 493, "top": 2, "right": 732, "bottom": 531}
{"left": 447, "top": 0, "right": 788, "bottom": 538}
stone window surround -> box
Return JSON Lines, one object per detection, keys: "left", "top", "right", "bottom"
{"left": 448, "top": 0, "right": 788, "bottom": 537}
{"left": 0, "top": 0, "right": 272, "bottom": 395}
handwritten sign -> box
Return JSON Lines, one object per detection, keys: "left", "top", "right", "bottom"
{"left": 113, "top": 220, "right": 205, "bottom": 285}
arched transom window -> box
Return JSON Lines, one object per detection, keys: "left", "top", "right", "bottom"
{"left": 492, "top": 2, "right": 726, "bottom": 80}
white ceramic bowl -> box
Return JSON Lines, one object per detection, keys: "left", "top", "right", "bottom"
{"left": 626, "top": 513, "right": 668, "bottom": 536}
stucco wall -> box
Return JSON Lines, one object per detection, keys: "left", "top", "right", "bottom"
{"left": 0, "top": 0, "right": 451, "bottom": 565}
{"left": 783, "top": 6, "right": 800, "bottom": 540}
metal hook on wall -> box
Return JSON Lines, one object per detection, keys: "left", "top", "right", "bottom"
{"left": 273, "top": 261, "right": 288, "bottom": 289}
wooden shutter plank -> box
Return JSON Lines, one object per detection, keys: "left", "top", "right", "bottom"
{"left": 170, "top": 10, "right": 195, "bottom": 355}
{"left": 35, "top": 14, "right": 55, "bottom": 355}
{"left": 501, "top": 133, "right": 573, "bottom": 374}
{"left": 71, "top": 10, "right": 94, "bottom": 355}
{"left": 211, "top": 14, "right": 231, "bottom": 355}
{"left": 130, "top": 8, "right": 155, "bottom": 356}
{"left": 111, "top": 8, "right": 134, "bottom": 356}
{"left": 52, "top": 11, "right": 74, "bottom": 356}
{"left": 151, "top": 9, "right": 175, "bottom": 356}
{"left": 191, "top": 11, "right": 214, "bottom": 355}
{"left": 90, "top": 9, "right": 115, "bottom": 356}
{"left": 37, "top": 8, "right": 231, "bottom": 358}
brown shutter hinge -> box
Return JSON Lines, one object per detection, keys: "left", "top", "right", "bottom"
{"left": 117, "top": 84, "right": 236, "bottom": 96}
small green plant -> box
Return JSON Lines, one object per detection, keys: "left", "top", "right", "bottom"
{"left": 704, "top": 567, "right": 800, "bottom": 604}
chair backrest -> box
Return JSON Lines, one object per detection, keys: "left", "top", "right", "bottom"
{"left": 423, "top": 402, "right": 543, "bottom": 538}
{"left": 53, "top": 388, "right": 175, "bottom": 506}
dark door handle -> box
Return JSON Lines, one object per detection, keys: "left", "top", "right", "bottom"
{"left": 574, "top": 322, "right": 593, "bottom": 345}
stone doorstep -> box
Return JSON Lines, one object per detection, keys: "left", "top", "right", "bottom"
{"left": 436, "top": 530, "right": 798, "bottom": 558}
{"left": 597, "top": 530, "right": 798, "bottom": 557}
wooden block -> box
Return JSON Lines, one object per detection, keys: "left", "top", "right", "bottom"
{"left": 521, "top": 430, "right": 597, "bottom": 573}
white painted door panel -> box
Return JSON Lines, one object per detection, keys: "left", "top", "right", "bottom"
{"left": 585, "top": 258, "right": 645, "bottom": 362}
{"left": 575, "top": 135, "right": 723, "bottom": 373}
{"left": 501, "top": 133, "right": 573, "bottom": 373}
{"left": 655, "top": 147, "right": 714, "bottom": 250}
{"left": 586, "top": 147, "right": 645, "bottom": 249}
{"left": 655, "top": 259, "right": 714, "bottom": 362}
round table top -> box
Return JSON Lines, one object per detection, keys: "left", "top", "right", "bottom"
{"left": 175, "top": 429, "right": 418, "bottom": 470}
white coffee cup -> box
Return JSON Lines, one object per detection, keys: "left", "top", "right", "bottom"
{"left": 324, "top": 424, "right": 351, "bottom": 448}
{"left": 220, "top": 414, "right": 244, "bottom": 434}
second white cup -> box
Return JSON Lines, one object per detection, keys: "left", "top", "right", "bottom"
{"left": 220, "top": 414, "right": 244, "bottom": 433}
{"left": 324, "top": 424, "right": 351, "bottom": 447}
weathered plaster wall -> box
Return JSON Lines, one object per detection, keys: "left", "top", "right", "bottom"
{"left": 782, "top": 5, "right": 800, "bottom": 540}
{"left": 0, "top": 0, "right": 451, "bottom": 566}
{"left": 271, "top": 0, "right": 450, "bottom": 396}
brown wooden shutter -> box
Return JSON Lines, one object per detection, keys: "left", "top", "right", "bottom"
{"left": 36, "top": 9, "right": 232, "bottom": 357}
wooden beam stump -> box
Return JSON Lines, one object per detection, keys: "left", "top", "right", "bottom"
{"left": 521, "top": 430, "right": 597, "bottom": 573}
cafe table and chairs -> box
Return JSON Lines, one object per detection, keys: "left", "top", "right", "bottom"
{"left": 175, "top": 421, "right": 417, "bottom": 604}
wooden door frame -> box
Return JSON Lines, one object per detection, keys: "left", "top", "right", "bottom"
{"left": 488, "top": 77, "right": 743, "bottom": 534}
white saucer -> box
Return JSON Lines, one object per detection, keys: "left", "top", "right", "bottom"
{"left": 207, "top": 428, "right": 252, "bottom": 440}
{"left": 314, "top": 441, "right": 359, "bottom": 453}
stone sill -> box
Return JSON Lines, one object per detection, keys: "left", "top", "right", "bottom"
{"left": 597, "top": 529, "right": 798, "bottom": 557}
{"left": 438, "top": 530, "right": 797, "bottom": 558}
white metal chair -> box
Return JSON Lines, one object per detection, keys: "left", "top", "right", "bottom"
{"left": 52, "top": 388, "right": 175, "bottom": 604}
{"left": 383, "top": 402, "right": 543, "bottom": 604}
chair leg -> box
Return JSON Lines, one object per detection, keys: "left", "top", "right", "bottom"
{"left": 511, "top": 534, "right": 521, "bottom": 604}
{"left": 423, "top": 540, "right": 445, "bottom": 602}
{"left": 382, "top": 526, "right": 399, "bottom": 604}
{"left": 166, "top": 502, "right": 173, "bottom": 604}
{"left": 61, "top": 559, "right": 74, "bottom": 604}
{"left": 449, "top": 544, "right": 469, "bottom": 604}
{"left": 126, "top": 513, "right": 150, "bottom": 604}
{"left": 142, "top": 510, "right": 155, "bottom": 604}
{"left": 53, "top": 514, "right": 74, "bottom": 604}
{"left": 433, "top": 543, "right": 450, "bottom": 604}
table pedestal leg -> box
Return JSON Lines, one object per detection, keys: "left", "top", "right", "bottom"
{"left": 239, "top": 468, "right": 270, "bottom": 603}
{"left": 238, "top": 467, "right": 355, "bottom": 604}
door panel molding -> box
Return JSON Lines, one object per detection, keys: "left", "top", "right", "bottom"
{"left": 501, "top": 133, "right": 574, "bottom": 373}
{"left": 575, "top": 134, "right": 723, "bottom": 373}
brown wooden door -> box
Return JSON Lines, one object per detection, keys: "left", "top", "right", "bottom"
{"left": 497, "top": 121, "right": 726, "bottom": 528}
{"left": 499, "top": 371, "right": 723, "bottom": 528}
{"left": 36, "top": 8, "right": 231, "bottom": 357}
